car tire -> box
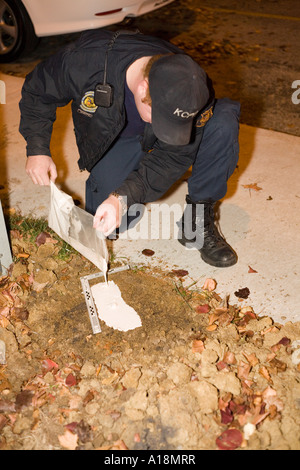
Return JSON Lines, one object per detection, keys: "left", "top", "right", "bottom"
{"left": 0, "top": 0, "right": 39, "bottom": 62}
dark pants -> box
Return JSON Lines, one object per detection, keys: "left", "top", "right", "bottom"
{"left": 85, "top": 98, "right": 241, "bottom": 214}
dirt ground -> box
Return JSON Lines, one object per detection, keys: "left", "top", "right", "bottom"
{"left": 0, "top": 217, "right": 299, "bottom": 451}
{"left": 0, "top": 0, "right": 299, "bottom": 451}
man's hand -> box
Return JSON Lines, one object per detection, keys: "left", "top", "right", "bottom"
{"left": 26, "top": 155, "right": 57, "bottom": 185}
{"left": 93, "top": 195, "right": 122, "bottom": 237}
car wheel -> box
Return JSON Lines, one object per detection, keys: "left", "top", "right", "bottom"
{"left": 0, "top": 0, "right": 39, "bottom": 62}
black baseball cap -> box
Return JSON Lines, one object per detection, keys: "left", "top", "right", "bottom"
{"left": 149, "top": 54, "right": 209, "bottom": 145}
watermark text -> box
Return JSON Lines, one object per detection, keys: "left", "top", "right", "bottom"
{"left": 0, "top": 80, "right": 6, "bottom": 104}
{"left": 96, "top": 200, "right": 205, "bottom": 248}
{"left": 291, "top": 80, "right": 300, "bottom": 104}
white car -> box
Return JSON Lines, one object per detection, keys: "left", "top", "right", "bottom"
{"left": 0, "top": 0, "right": 175, "bottom": 62}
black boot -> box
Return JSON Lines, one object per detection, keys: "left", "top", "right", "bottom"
{"left": 178, "top": 195, "right": 237, "bottom": 267}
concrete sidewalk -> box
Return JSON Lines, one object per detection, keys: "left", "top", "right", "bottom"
{"left": 1, "top": 72, "right": 299, "bottom": 324}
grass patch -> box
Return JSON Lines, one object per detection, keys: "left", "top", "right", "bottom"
{"left": 7, "top": 212, "right": 77, "bottom": 261}
{"left": 9, "top": 213, "right": 49, "bottom": 241}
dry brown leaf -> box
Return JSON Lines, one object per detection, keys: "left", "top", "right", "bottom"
{"left": 234, "top": 287, "right": 250, "bottom": 299}
{"left": 240, "top": 306, "right": 254, "bottom": 315}
{"left": 16, "top": 253, "right": 30, "bottom": 259}
{"left": 248, "top": 266, "right": 258, "bottom": 273}
{"left": 237, "top": 361, "right": 251, "bottom": 380}
{"left": 0, "top": 292, "right": 14, "bottom": 307}
{"left": 101, "top": 371, "right": 119, "bottom": 385}
{"left": 31, "top": 280, "right": 49, "bottom": 293}
{"left": 172, "top": 269, "right": 189, "bottom": 277}
{"left": 9, "top": 229, "right": 22, "bottom": 240}
{"left": 192, "top": 339, "right": 205, "bottom": 354}
{"left": 195, "top": 304, "right": 210, "bottom": 314}
{"left": 58, "top": 429, "right": 78, "bottom": 450}
{"left": 206, "top": 324, "right": 218, "bottom": 332}
{"left": 0, "top": 399, "right": 16, "bottom": 413}
{"left": 218, "top": 311, "right": 234, "bottom": 327}
{"left": 65, "top": 373, "right": 77, "bottom": 387}
{"left": 0, "top": 414, "right": 8, "bottom": 431}
{"left": 0, "top": 306, "right": 10, "bottom": 318}
{"left": 96, "top": 439, "right": 128, "bottom": 450}
{"left": 220, "top": 407, "right": 233, "bottom": 425}
{"left": 242, "top": 183, "right": 262, "bottom": 191}
{"left": 250, "top": 413, "right": 266, "bottom": 427}
{"left": 35, "top": 232, "right": 57, "bottom": 247}
{"left": 142, "top": 249, "right": 155, "bottom": 257}
{"left": 269, "top": 357, "right": 287, "bottom": 373}
{"left": 214, "top": 307, "right": 228, "bottom": 314}
{"left": 261, "top": 326, "right": 280, "bottom": 335}
{"left": 112, "top": 440, "right": 129, "bottom": 450}
{"left": 259, "top": 366, "right": 273, "bottom": 384}
{"left": 41, "top": 358, "right": 59, "bottom": 372}
{"left": 216, "top": 361, "right": 230, "bottom": 371}
{"left": 266, "top": 352, "right": 277, "bottom": 362}
{"left": 202, "top": 278, "right": 217, "bottom": 291}
{"left": 0, "top": 315, "right": 9, "bottom": 328}
{"left": 208, "top": 312, "right": 220, "bottom": 325}
{"left": 244, "top": 379, "right": 254, "bottom": 388}
{"left": 216, "top": 428, "right": 243, "bottom": 450}
{"left": 243, "top": 352, "right": 259, "bottom": 367}
{"left": 277, "top": 337, "right": 291, "bottom": 346}
{"left": 218, "top": 394, "right": 232, "bottom": 411}
{"left": 11, "top": 306, "right": 29, "bottom": 321}
{"left": 261, "top": 386, "right": 283, "bottom": 412}
{"left": 223, "top": 351, "right": 237, "bottom": 365}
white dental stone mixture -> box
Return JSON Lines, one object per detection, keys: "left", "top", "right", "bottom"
{"left": 91, "top": 280, "right": 142, "bottom": 332}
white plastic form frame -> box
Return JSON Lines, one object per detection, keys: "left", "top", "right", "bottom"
{"left": 0, "top": 201, "right": 12, "bottom": 275}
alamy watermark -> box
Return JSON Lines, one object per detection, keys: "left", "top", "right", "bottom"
{"left": 291, "top": 80, "right": 300, "bottom": 104}
{"left": 0, "top": 80, "right": 6, "bottom": 104}
{"left": 100, "top": 200, "right": 205, "bottom": 248}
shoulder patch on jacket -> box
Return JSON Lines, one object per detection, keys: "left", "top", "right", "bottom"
{"left": 80, "top": 91, "right": 98, "bottom": 113}
{"left": 195, "top": 106, "right": 213, "bottom": 127}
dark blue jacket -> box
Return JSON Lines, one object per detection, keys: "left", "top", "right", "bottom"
{"left": 19, "top": 29, "right": 214, "bottom": 207}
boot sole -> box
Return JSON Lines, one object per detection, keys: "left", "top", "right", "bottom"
{"left": 200, "top": 253, "right": 237, "bottom": 268}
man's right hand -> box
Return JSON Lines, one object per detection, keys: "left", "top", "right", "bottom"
{"left": 26, "top": 155, "right": 57, "bottom": 186}
{"left": 93, "top": 195, "right": 122, "bottom": 237}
